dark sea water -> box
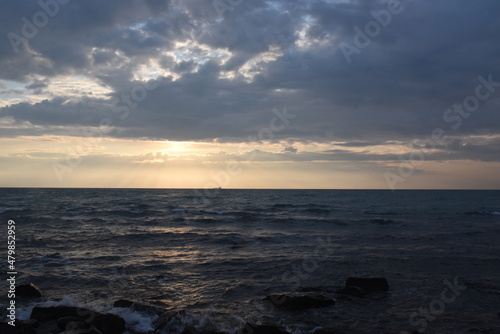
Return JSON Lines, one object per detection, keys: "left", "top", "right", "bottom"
{"left": 1, "top": 189, "right": 500, "bottom": 333}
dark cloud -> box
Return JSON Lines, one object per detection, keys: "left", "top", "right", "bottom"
{"left": 0, "top": 0, "right": 499, "bottom": 163}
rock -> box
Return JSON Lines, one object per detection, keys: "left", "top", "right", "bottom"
{"left": 154, "top": 311, "right": 189, "bottom": 333}
{"left": 113, "top": 300, "right": 134, "bottom": 308}
{"left": 30, "top": 306, "right": 125, "bottom": 334}
{"left": 90, "top": 313, "right": 126, "bottom": 334}
{"left": 296, "top": 286, "right": 338, "bottom": 294}
{"left": 113, "top": 299, "right": 164, "bottom": 316}
{"left": 34, "top": 319, "right": 61, "bottom": 334}
{"left": 31, "top": 306, "right": 81, "bottom": 322}
{"left": 0, "top": 320, "right": 36, "bottom": 334}
{"left": 312, "top": 328, "right": 343, "bottom": 334}
{"left": 242, "top": 323, "right": 290, "bottom": 334}
{"left": 16, "top": 283, "right": 43, "bottom": 298}
{"left": 263, "top": 294, "right": 335, "bottom": 310}
{"left": 87, "top": 326, "right": 103, "bottom": 334}
{"left": 343, "top": 286, "right": 364, "bottom": 297}
{"left": 341, "top": 277, "right": 389, "bottom": 296}
{"left": 58, "top": 318, "right": 89, "bottom": 332}
{"left": 181, "top": 326, "right": 200, "bottom": 334}
{"left": 181, "top": 325, "right": 227, "bottom": 334}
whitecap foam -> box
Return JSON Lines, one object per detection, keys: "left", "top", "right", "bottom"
{"left": 16, "top": 296, "right": 83, "bottom": 321}
{"left": 111, "top": 307, "right": 157, "bottom": 332}
{"left": 17, "top": 296, "right": 158, "bottom": 333}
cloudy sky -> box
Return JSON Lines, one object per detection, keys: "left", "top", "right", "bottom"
{"left": 1, "top": 0, "right": 499, "bottom": 189}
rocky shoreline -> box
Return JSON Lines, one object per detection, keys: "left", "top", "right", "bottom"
{"left": 2, "top": 278, "right": 393, "bottom": 334}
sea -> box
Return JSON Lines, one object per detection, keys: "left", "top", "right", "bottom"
{"left": 1, "top": 188, "right": 499, "bottom": 333}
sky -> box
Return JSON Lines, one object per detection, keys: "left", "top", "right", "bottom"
{"left": 0, "top": 0, "right": 499, "bottom": 189}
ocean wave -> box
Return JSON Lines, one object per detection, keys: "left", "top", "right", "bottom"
{"left": 363, "top": 210, "right": 400, "bottom": 216}
{"left": 368, "top": 218, "right": 397, "bottom": 225}
{"left": 301, "top": 208, "right": 331, "bottom": 214}
{"left": 204, "top": 210, "right": 228, "bottom": 215}
{"left": 15, "top": 296, "right": 159, "bottom": 333}
{"left": 464, "top": 211, "right": 500, "bottom": 216}
{"left": 171, "top": 208, "right": 186, "bottom": 213}
{"left": 191, "top": 218, "right": 224, "bottom": 224}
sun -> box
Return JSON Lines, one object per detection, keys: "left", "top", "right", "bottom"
{"left": 162, "top": 141, "right": 190, "bottom": 154}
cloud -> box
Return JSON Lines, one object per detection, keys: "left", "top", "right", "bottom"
{"left": 0, "top": 0, "right": 500, "bottom": 164}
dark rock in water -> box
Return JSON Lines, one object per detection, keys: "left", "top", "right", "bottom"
{"left": 154, "top": 310, "right": 189, "bottom": 333}
{"left": 242, "top": 323, "right": 290, "bottom": 334}
{"left": 344, "top": 277, "right": 389, "bottom": 294}
{"left": 56, "top": 316, "right": 86, "bottom": 330}
{"left": 113, "top": 299, "right": 134, "bottom": 308}
{"left": 17, "top": 283, "right": 43, "bottom": 298}
{"left": 312, "top": 328, "right": 344, "bottom": 334}
{"left": 343, "top": 286, "right": 365, "bottom": 297}
{"left": 91, "top": 313, "right": 126, "bottom": 334}
{"left": 296, "top": 286, "right": 338, "bottom": 294}
{"left": 263, "top": 294, "right": 335, "bottom": 310}
{"left": 31, "top": 306, "right": 81, "bottom": 322}
{"left": 30, "top": 306, "right": 125, "bottom": 334}
{"left": 181, "top": 325, "right": 228, "bottom": 334}
{"left": 34, "top": 319, "right": 61, "bottom": 334}
{"left": 87, "top": 326, "right": 104, "bottom": 334}
{"left": 113, "top": 299, "right": 164, "bottom": 316}
{"left": 0, "top": 320, "right": 36, "bottom": 334}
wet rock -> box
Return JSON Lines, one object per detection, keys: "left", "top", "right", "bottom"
{"left": 0, "top": 320, "right": 36, "bottom": 334}
{"left": 181, "top": 325, "right": 228, "bottom": 334}
{"left": 35, "top": 319, "right": 61, "bottom": 334}
{"left": 30, "top": 306, "right": 125, "bottom": 334}
{"left": 296, "top": 286, "right": 338, "bottom": 294}
{"left": 57, "top": 316, "right": 87, "bottom": 331}
{"left": 87, "top": 326, "right": 103, "bottom": 334}
{"left": 31, "top": 306, "right": 80, "bottom": 322}
{"left": 342, "top": 286, "right": 365, "bottom": 297}
{"left": 339, "top": 277, "right": 389, "bottom": 296}
{"left": 154, "top": 310, "right": 189, "bottom": 333}
{"left": 263, "top": 294, "right": 335, "bottom": 310}
{"left": 312, "top": 328, "right": 343, "bottom": 334}
{"left": 90, "top": 313, "right": 126, "bottom": 334}
{"left": 113, "top": 300, "right": 164, "bottom": 316}
{"left": 113, "top": 300, "right": 134, "bottom": 308}
{"left": 17, "top": 283, "right": 43, "bottom": 298}
{"left": 242, "top": 323, "right": 290, "bottom": 334}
